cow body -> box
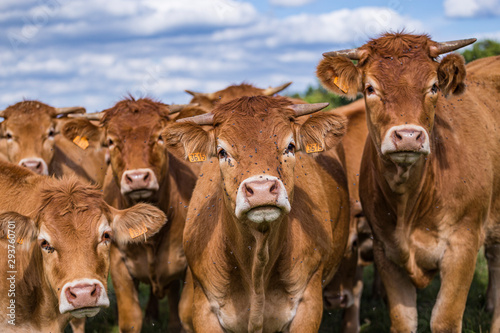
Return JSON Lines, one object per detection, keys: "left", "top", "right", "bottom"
{"left": 318, "top": 34, "right": 500, "bottom": 331}
{"left": 62, "top": 97, "right": 198, "bottom": 332}
{"left": 167, "top": 96, "right": 350, "bottom": 332}
{"left": 0, "top": 161, "right": 165, "bottom": 332}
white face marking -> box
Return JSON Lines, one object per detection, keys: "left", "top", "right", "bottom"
{"left": 59, "top": 278, "right": 109, "bottom": 316}
{"left": 98, "top": 216, "right": 111, "bottom": 241}
{"left": 18, "top": 157, "right": 49, "bottom": 175}
{"left": 380, "top": 124, "right": 430, "bottom": 156}
{"left": 120, "top": 168, "right": 159, "bottom": 196}
{"left": 235, "top": 175, "right": 291, "bottom": 223}
{"left": 37, "top": 227, "right": 52, "bottom": 245}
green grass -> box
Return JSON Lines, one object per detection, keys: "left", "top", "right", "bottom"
{"left": 69, "top": 250, "right": 491, "bottom": 332}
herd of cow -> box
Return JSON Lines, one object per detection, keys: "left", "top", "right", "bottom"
{"left": 0, "top": 32, "right": 499, "bottom": 333}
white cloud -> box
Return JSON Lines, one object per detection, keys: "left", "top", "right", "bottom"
{"left": 444, "top": 0, "right": 500, "bottom": 18}
{"left": 270, "top": 0, "right": 316, "bottom": 7}
{"left": 212, "top": 7, "right": 423, "bottom": 47}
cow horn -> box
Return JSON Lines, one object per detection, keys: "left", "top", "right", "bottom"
{"left": 185, "top": 90, "right": 217, "bottom": 100}
{"left": 435, "top": 38, "right": 477, "bottom": 55}
{"left": 176, "top": 113, "right": 214, "bottom": 125}
{"left": 263, "top": 82, "right": 293, "bottom": 96}
{"left": 168, "top": 103, "right": 200, "bottom": 114}
{"left": 323, "top": 48, "right": 361, "bottom": 60}
{"left": 68, "top": 112, "right": 104, "bottom": 120}
{"left": 291, "top": 103, "right": 329, "bottom": 117}
{"left": 54, "top": 106, "right": 86, "bottom": 115}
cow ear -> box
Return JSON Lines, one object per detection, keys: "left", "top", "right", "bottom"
{"left": 109, "top": 203, "right": 166, "bottom": 245}
{"left": 296, "top": 112, "right": 347, "bottom": 153}
{"left": 0, "top": 212, "right": 37, "bottom": 249}
{"left": 61, "top": 119, "right": 104, "bottom": 148}
{"left": 437, "top": 53, "right": 467, "bottom": 96}
{"left": 163, "top": 122, "right": 214, "bottom": 161}
{"left": 316, "top": 57, "right": 362, "bottom": 99}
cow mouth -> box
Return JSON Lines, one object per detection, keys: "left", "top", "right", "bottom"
{"left": 125, "top": 189, "right": 155, "bottom": 201}
{"left": 387, "top": 151, "right": 425, "bottom": 165}
{"left": 69, "top": 307, "right": 101, "bottom": 318}
{"left": 246, "top": 205, "right": 283, "bottom": 223}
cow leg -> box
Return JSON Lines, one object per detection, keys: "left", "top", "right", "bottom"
{"left": 485, "top": 243, "right": 500, "bottom": 332}
{"left": 167, "top": 280, "right": 183, "bottom": 333}
{"left": 144, "top": 285, "right": 160, "bottom": 323}
{"left": 373, "top": 240, "right": 417, "bottom": 333}
{"left": 289, "top": 270, "right": 324, "bottom": 333}
{"left": 179, "top": 268, "right": 195, "bottom": 332}
{"left": 430, "top": 240, "right": 478, "bottom": 332}
{"left": 69, "top": 317, "right": 85, "bottom": 333}
{"left": 110, "top": 245, "right": 143, "bottom": 333}
{"left": 341, "top": 265, "right": 363, "bottom": 333}
{"left": 192, "top": 277, "right": 224, "bottom": 332}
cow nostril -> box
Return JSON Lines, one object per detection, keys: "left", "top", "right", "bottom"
{"left": 126, "top": 175, "right": 133, "bottom": 184}
{"left": 395, "top": 131, "right": 402, "bottom": 140}
{"left": 143, "top": 172, "right": 149, "bottom": 182}
{"left": 91, "top": 285, "right": 97, "bottom": 297}
{"left": 245, "top": 185, "right": 254, "bottom": 196}
{"left": 416, "top": 131, "right": 423, "bottom": 141}
{"left": 270, "top": 182, "right": 277, "bottom": 194}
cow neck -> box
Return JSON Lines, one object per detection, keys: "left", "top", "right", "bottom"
{"left": 372, "top": 138, "right": 435, "bottom": 227}
{"left": 221, "top": 206, "right": 287, "bottom": 331}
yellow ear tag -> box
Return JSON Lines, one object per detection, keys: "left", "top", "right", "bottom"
{"left": 188, "top": 152, "right": 207, "bottom": 163}
{"left": 306, "top": 143, "right": 324, "bottom": 154}
{"left": 17, "top": 238, "right": 24, "bottom": 245}
{"left": 129, "top": 223, "right": 148, "bottom": 239}
{"left": 333, "top": 77, "right": 348, "bottom": 94}
{"left": 73, "top": 136, "right": 89, "bottom": 150}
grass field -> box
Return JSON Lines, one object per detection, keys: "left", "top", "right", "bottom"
{"left": 72, "top": 250, "right": 491, "bottom": 333}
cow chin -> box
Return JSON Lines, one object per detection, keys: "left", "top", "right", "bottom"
{"left": 124, "top": 189, "right": 155, "bottom": 201}
{"left": 69, "top": 307, "right": 102, "bottom": 318}
{"left": 246, "top": 206, "right": 283, "bottom": 224}
{"left": 387, "top": 152, "right": 425, "bottom": 165}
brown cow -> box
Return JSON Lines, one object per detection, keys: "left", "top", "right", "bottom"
{"left": 317, "top": 33, "right": 500, "bottom": 331}
{"left": 185, "top": 83, "right": 367, "bottom": 332}
{"left": 166, "top": 95, "right": 350, "bottom": 332}
{"left": 0, "top": 101, "right": 107, "bottom": 185}
{"left": 62, "top": 97, "right": 198, "bottom": 332}
{"left": 0, "top": 160, "right": 166, "bottom": 332}
{"left": 185, "top": 82, "right": 292, "bottom": 110}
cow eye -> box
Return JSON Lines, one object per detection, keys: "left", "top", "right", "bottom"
{"left": 48, "top": 129, "right": 55, "bottom": 138}
{"left": 5, "top": 132, "right": 12, "bottom": 140}
{"left": 218, "top": 148, "right": 228, "bottom": 159}
{"left": 101, "top": 231, "right": 112, "bottom": 244}
{"left": 431, "top": 83, "right": 439, "bottom": 94}
{"left": 285, "top": 142, "right": 295, "bottom": 155}
{"left": 40, "top": 240, "right": 54, "bottom": 253}
{"left": 158, "top": 135, "right": 164, "bottom": 144}
{"left": 365, "top": 85, "right": 375, "bottom": 95}
{"left": 107, "top": 138, "right": 114, "bottom": 147}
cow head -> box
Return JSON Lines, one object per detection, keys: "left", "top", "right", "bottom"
{"left": 317, "top": 33, "right": 475, "bottom": 166}
{"left": 0, "top": 177, "right": 166, "bottom": 318}
{"left": 0, "top": 101, "right": 85, "bottom": 175}
{"left": 62, "top": 97, "right": 180, "bottom": 204}
{"left": 166, "top": 96, "right": 346, "bottom": 226}
{"left": 185, "top": 82, "right": 292, "bottom": 110}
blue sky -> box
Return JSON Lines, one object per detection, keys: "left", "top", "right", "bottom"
{"left": 0, "top": 0, "right": 498, "bottom": 112}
